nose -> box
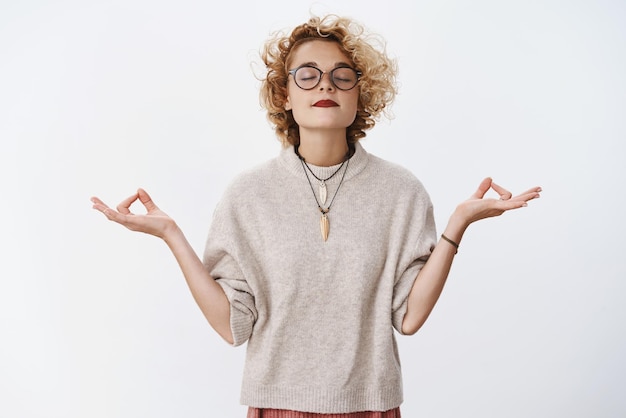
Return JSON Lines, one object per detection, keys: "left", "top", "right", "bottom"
{"left": 318, "top": 72, "right": 334, "bottom": 91}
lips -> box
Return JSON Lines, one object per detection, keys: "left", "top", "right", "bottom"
{"left": 313, "top": 100, "right": 339, "bottom": 107}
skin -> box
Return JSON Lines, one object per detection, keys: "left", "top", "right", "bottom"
{"left": 285, "top": 40, "right": 358, "bottom": 166}
{"left": 91, "top": 39, "right": 541, "bottom": 344}
{"left": 401, "top": 177, "right": 541, "bottom": 334}
{"left": 91, "top": 189, "right": 234, "bottom": 343}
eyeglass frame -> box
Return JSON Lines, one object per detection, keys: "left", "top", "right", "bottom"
{"left": 287, "top": 65, "right": 362, "bottom": 91}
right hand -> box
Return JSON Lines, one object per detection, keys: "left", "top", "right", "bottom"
{"left": 91, "top": 188, "right": 177, "bottom": 239}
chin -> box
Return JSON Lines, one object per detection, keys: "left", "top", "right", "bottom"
{"left": 307, "top": 117, "right": 354, "bottom": 129}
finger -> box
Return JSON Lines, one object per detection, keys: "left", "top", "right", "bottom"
{"left": 510, "top": 186, "right": 542, "bottom": 202}
{"left": 471, "top": 177, "right": 493, "bottom": 199}
{"left": 91, "top": 199, "right": 129, "bottom": 225}
{"left": 496, "top": 199, "right": 528, "bottom": 210}
{"left": 116, "top": 192, "right": 140, "bottom": 215}
{"left": 101, "top": 206, "right": 128, "bottom": 223}
{"left": 490, "top": 181, "right": 513, "bottom": 200}
{"left": 514, "top": 186, "right": 542, "bottom": 197}
{"left": 91, "top": 196, "right": 112, "bottom": 214}
{"left": 137, "top": 188, "right": 159, "bottom": 212}
{"left": 90, "top": 196, "right": 107, "bottom": 207}
{"left": 512, "top": 191, "right": 541, "bottom": 203}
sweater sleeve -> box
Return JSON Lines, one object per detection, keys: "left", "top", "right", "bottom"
{"left": 205, "top": 249, "right": 257, "bottom": 347}
{"left": 202, "top": 192, "right": 258, "bottom": 347}
{"left": 391, "top": 195, "right": 437, "bottom": 334}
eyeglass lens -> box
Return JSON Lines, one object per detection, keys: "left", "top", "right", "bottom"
{"left": 293, "top": 66, "right": 359, "bottom": 90}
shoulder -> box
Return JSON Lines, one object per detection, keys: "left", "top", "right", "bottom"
{"left": 365, "top": 152, "right": 430, "bottom": 197}
{"left": 220, "top": 157, "right": 280, "bottom": 199}
{"left": 368, "top": 154, "right": 421, "bottom": 181}
{"left": 210, "top": 158, "right": 283, "bottom": 235}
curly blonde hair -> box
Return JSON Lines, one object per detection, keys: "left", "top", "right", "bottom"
{"left": 259, "top": 15, "right": 398, "bottom": 147}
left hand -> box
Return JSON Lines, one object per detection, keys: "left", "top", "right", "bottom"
{"left": 454, "top": 177, "right": 541, "bottom": 227}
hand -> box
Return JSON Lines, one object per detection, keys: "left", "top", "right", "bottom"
{"left": 454, "top": 177, "right": 541, "bottom": 227}
{"left": 91, "top": 188, "right": 177, "bottom": 239}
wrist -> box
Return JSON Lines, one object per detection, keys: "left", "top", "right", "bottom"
{"left": 440, "top": 233, "right": 459, "bottom": 254}
{"left": 161, "top": 220, "right": 182, "bottom": 243}
{"left": 445, "top": 209, "right": 469, "bottom": 241}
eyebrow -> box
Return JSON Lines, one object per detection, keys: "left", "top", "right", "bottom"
{"left": 297, "top": 61, "right": 353, "bottom": 68}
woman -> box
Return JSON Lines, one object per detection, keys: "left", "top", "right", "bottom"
{"left": 91, "top": 15, "right": 540, "bottom": 418}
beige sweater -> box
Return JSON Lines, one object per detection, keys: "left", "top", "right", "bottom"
{"left": 203, "top": 142, "right": 436, "bottom": 413}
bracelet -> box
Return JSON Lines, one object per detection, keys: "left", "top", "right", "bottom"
{"left": 441, "top": 234, "right": 459, "bottom": 254}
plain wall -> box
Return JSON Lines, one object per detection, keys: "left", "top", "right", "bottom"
{"left": 1, "top": 0, "right": 625, "bottom": 417}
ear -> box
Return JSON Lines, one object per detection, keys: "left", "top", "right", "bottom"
{"left": 284, "top": 96, "right": 292, "bottom": 111}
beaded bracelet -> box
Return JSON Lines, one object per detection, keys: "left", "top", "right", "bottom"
{"left": 441, "top": 234, "right": 459, "bottom": 254}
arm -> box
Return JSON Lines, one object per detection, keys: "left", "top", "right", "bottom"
{"left": 91, "top": 188, "right": 234, "bottom": 344}
{"left": 401, "top": 178, "right": 541, "bottom": 335}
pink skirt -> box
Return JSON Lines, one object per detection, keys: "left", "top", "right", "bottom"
{"left": 247, "top": 407, "right": 401, "bottom": 418}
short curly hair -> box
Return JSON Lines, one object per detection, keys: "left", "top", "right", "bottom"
{"left": 259, "top": 15, "right": 398, "bottom": 147}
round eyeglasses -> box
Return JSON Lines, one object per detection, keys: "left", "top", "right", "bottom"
{"left": 288, "top": 65, "right": 362, "bottom": 91}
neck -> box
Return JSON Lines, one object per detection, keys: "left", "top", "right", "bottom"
{"left": 297, "top": 129, "right": 349, "bottom": 166}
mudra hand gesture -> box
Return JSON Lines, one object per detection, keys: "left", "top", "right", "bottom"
{"left": 91, "top": 178, "right": 540, "bottom": 241}
{"left": 91, "top": 188, "right": 177, "bottom": 240}
{"left": 455, "top": 177, "right": 541, "bottom": 227}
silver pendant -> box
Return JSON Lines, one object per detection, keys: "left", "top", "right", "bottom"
{"left": 319, "top": 181, "right": 327, "bottom": 205}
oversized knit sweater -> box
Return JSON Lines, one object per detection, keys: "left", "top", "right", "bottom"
{"left": 202, "top": 142, "right": 436, "bottom": 414}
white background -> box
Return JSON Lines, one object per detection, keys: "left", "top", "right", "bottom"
{"left": 1, "top": 0, "right": 625, "bottom": 417}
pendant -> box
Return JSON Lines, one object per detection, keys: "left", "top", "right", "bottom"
{"left": 319, "top": 181, "right": 327, "bottom": 205}
{"left": 320, "top": 213, "right": 329, "bottom": 241}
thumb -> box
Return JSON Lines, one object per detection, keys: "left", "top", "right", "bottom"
{"left": 137, "top": 188, "right": 158, "bottom": 211}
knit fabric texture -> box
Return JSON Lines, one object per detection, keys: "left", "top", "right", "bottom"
{"left": 203, "top": 142, "right": 436, "bottom": 413}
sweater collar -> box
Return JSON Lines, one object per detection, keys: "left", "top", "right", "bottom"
{"left": 278, "top": 142, "right": 369, "bottom": 184}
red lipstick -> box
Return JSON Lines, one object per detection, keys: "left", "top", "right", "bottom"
{"left": 313, "top": 100, "right": 339, "bottom": 107}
